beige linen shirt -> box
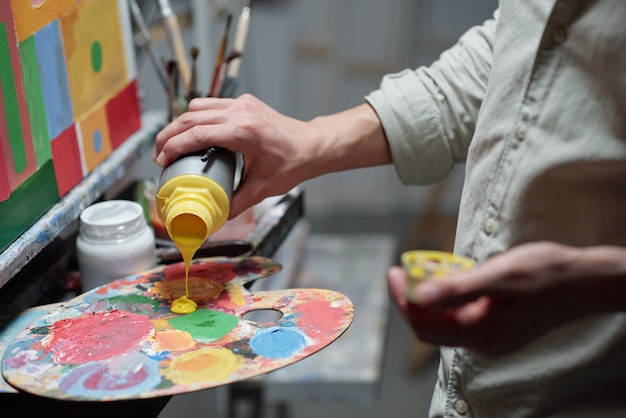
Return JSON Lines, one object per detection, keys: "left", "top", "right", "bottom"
{"left": 367, "top": 1, "right": 626, "bottom": 417}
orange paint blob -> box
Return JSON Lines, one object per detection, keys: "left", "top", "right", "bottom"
{"left": 154, "top": 329, "right": 196, "bottom": 352}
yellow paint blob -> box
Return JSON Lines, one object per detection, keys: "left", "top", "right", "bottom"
{"left": 169, "top": 213, "right": 207, "bottom": 314}
{"left": 171, "top": 295, "right": 198, "bottom": 314}
{"left": 227, "top": 284, "right": 246, "bottom": 308}
{"left": 162, "top": 347, "right": 243, "bottom": 385}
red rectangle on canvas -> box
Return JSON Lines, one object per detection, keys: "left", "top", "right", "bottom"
{"left": 50, "top": 125, "right": 82, "bottom": 197}
{"left": 106, "top": 80, "right": 141, "bottom": 149}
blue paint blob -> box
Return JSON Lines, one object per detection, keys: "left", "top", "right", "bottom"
{"left": 92, "top": 129, "right": 102, "bottom": 153}
{"left": 34, "top": 20, "right": 74, "bottom": 139}
{"left": 249, "top": 326, "right": 306, "bottom": 359}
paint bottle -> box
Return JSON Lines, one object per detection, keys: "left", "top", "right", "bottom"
{"left": 76, "top": 200, "right": 157, "bottom": 291}
{"left": 155, "top": 148, "right": 236, "bottom": 259}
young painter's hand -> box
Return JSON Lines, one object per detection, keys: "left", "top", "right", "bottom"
{"left": 387, "top": 241, "right": 626, "bottom": 356}
{"left": 153, "top": 94, "right": 318, "bottom": 218}
{"left": 153, "top": 94, "right": 391, "bottom": 219}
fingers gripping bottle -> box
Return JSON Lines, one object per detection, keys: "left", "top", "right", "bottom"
{"left": 156, "top": 148, "right": 236, "bottom": 313}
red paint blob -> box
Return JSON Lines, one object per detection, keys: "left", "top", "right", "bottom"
{"left": 44, "top": 310, "right": 153, "bottom": 364}
{"left": 296, "top": 300, "right": 345, "bottom": 348}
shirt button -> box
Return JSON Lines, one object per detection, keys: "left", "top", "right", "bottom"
{"left": 454, "top": 399, "right": 468, "bottom": 414}
{"left": 515, "top": 124, "right": 528, "bottom": 140}
{"left": 484, "top": 218, "right": 497, "bottom": 235}
{"left": 552, "top": 27, "right": 567, "bottom": 44}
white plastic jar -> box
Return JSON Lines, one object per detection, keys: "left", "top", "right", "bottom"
{"left": 76, "top": 200, "right": 157, "bottom": 291}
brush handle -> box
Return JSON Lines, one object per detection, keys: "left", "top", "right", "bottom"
{"left": 208, "top": 14, "right": 232, "bottom": 97}
{"left": 159, "top": 0, "right": 191, "bottom": 93}
{"left": 130, "top": 0, "right": 169, "bottom": 91}
{"left": 227, "top": 6, "right": 251, "bottom": 78}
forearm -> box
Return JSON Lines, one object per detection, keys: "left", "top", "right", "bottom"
{"left": 305, "top": 103, "right": 392, "bottom": 177}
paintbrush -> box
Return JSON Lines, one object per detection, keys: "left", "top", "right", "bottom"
{"left": 187, "top": 46, "right": 200, "bottom": 101}
{"left": 164, "top": 59, "right": 175, "bottom": 121}
{"left": 158, "top": 0, "right": 192, "bottom": 94}
{"left": 220, "top": 0, "right": 252, "bottom": 98}
{"left": 208, "top": 13, "right": 233, "bottom": 98}
{"left": 129, "top": 0, "right": 169, "bottom": 92}
{"left": 165, "top": 60, "right": 186, "bottom": 120}
{"left": 218, "top": 51, "right": 242, "bottom": 98}
{"left": 227, "top": 0, "right": 252, "bottom": 80}
{"left": 203, "top": 14, "right": 233, "bottom": 165}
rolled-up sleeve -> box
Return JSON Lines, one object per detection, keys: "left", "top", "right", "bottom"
{"left": 366, "top": 11, "right": 497, "bottom": 185}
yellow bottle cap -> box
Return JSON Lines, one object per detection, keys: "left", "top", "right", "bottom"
{"left": 156, "top": 174, "right": 231, "bottom": 243}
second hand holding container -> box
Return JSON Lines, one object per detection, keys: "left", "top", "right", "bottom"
{"left": 156, "top": 148, "right": 236, "bottom": 313}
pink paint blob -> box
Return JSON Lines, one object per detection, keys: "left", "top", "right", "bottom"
{"left": 295, "top": 300, "right": 346, "bottom": 348}
{"left": 44, "top": 310, "right": 153, "bottom": 364}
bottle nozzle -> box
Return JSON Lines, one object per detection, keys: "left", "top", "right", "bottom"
{"left": 169, "top": 212, "right": 209, "bottom": 248}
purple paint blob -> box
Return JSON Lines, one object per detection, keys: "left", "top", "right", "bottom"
{"left": 59, "top": 352, "right": 161, "bottom": 399}
{"left": 250, "top": 326, "right": 306, "bottom": 359}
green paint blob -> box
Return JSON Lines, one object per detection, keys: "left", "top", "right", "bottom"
{"left": 91, "top": 40, "right": 103, "bottom": 73}
{"left": 169, "top": 309, "right": 238, "bottom": 343}
{"left": 19, "top": 35, "right": 51, "bottom": 166}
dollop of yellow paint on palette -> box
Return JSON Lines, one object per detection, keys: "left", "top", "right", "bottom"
{"left": 171, "top": 295, "right": 197, "bottom": 314}
{"left": 163, "top": 347, "right": 243, "bottom": 385}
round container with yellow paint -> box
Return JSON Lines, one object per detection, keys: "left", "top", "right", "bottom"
{"left": 401, "top": 250, "right": 474, "bottom": 302}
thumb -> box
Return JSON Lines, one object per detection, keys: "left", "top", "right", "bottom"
{"left": 389, "top": 266, "right": 449, "bottom": 308}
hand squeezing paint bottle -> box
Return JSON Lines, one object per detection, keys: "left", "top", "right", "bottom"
{"left": 156, "top": 148, "right": 236, "bottom": 314}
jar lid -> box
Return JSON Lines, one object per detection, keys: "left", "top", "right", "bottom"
{"left": 79, "top": 200, "right": 147, "bottom": 241}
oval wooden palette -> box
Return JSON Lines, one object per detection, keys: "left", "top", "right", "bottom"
{"left": 1, "top": 256, "right": 353, "bottom": 401}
